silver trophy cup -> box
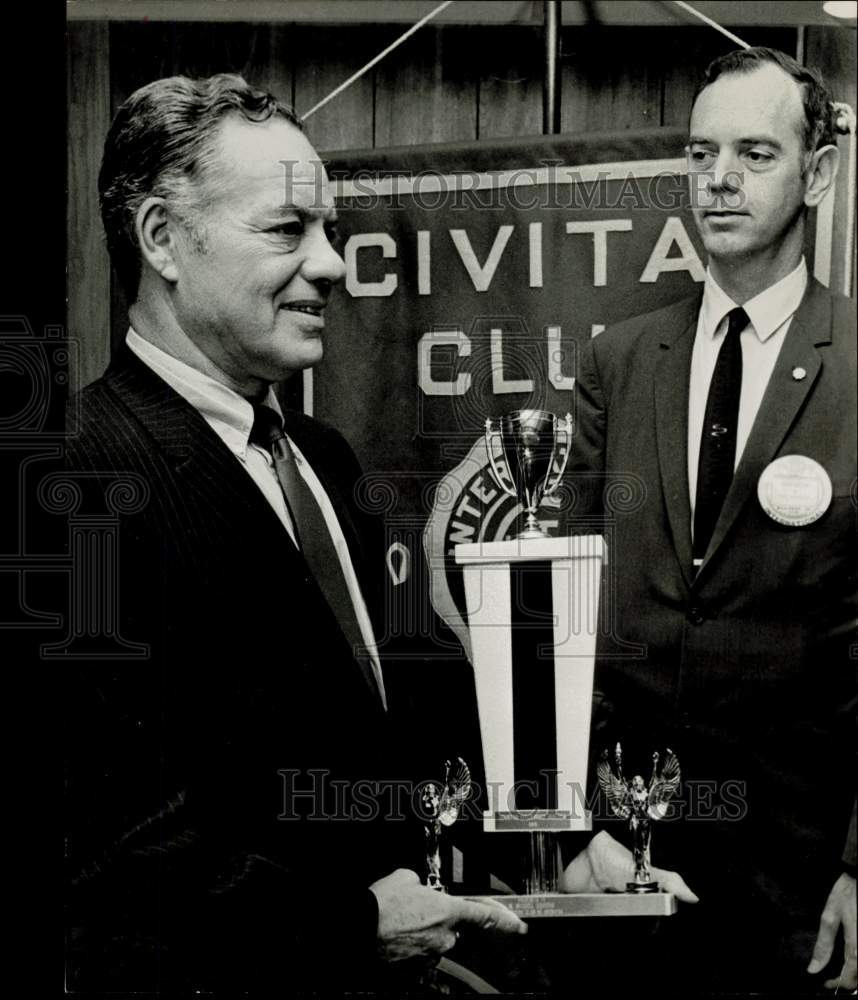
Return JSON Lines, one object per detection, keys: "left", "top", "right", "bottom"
{"left": 485, "top": 410, "right": 573, "bottom": 539}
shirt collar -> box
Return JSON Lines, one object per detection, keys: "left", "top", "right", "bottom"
{"left": 700, "top": 258, "right": 808, "bottom": 343}
{"left": 126, "top": 327, "right": 281, "bottom": 458}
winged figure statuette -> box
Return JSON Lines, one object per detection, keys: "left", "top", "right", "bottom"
{"left": 597, "top": 743, "right": 680, "bottom": 892}
{"left": 422, "top": 758, "right": 471, "bottom": 891}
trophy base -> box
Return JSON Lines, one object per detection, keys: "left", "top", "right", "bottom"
{"left": 626, "top": 881, "right": 660, "bottom": 894}
{"left": 470, "top": 891, "right": 677, "bottom": 919}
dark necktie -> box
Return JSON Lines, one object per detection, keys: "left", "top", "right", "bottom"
{"left": 693, "top": 306, "right": 749, "bottom": 563}
{"left": 250, "top": 405, "right": 385, "bottom": 709}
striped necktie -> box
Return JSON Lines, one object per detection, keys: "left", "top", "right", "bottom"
{"left": 250, "top": 405, "right": 385, "bottom": 710}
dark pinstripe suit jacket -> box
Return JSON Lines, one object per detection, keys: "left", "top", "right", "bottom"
{"left": 64, "top": 347, "right": 422, "bottom": 992}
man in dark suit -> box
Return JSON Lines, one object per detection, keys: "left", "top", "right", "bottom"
{"left": 64, "top": 73, "right": 529, "bottom": 993}
{"left": 566, "top": 48, "right": 856, "bottom": 992}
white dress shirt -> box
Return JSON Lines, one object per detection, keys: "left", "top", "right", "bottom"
{"left": 126, "top": 328, "right": 387, "bottom": 708}
{"left": 688, "top": 258, "right": 808, "bottom": 530}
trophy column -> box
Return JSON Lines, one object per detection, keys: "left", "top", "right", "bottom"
{"left": 455, "top": 534, "right": 676, "bottom": 918}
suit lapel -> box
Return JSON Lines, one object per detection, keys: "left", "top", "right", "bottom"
{"left": 653, "top": 295, "right": 701, "bottom": 589}
{"left": 695, "top": 280, "right": 832, "bottom": 581}
{"left": 104, "top": 347, "right": 305, "bottom": 568}
{"left": 104, "top": 350, "right": 387, "bottom": 715}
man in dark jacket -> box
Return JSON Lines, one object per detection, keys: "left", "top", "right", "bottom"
{"left": 64, "top": 73, "right": 528, "bottom": 993}
{"left": 567, "top": 48, "right": 856, "bottom": 992}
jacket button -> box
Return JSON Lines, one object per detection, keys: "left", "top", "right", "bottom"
{"left": 687, "top": 606, "right": 705, "bottom": 625}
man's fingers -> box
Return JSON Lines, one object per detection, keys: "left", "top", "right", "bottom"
{"left": 823, "top": 965, "right": 858, "bottom": 992}
{"left": 829, "top": 910, "right": 858, "bottom": 990}
{"left": 439, "top": 929, "right": 459, "bottom": 954}
{"left": 454, "top": 897, "right": 528, "bottom": 935}
{"left": 560, "top": 849, "right": 597, "bottom": 893}
{"left": 462, "top": 894, "right": 525, "bottom": 917}
{"left": 823, "top": 953, "right": 858, "bottom": 992}
{"left": 390, "top": 868, "right": 420, "bottom": 884}
{"left": 808, "top": 872, "right": 857, "bottom": 981}
{"left": 807, "top": 909, "right": 838, "bottom": 974}
{"left": 807, "top": 942, "right": 833, "bottom": 975}
{"left": 652, "top": 867, "right": 700, "bottom": 904}
{"left": 370, "top": 867, "right": 420, "bottom": 892}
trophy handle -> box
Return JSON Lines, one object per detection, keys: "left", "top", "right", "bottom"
{"left": 543, "top": 413, "right": 573, "bottom": 497}
{"left": 484, "top": 418, "right": 518, "bottom": 499}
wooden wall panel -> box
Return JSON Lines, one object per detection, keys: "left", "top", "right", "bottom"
{"left": 561, "top": 27, "right": 661, "bottom": 134}
{"left": 243, "top": 24, "right": 296, "bottom": 108}
{"left": 110, "top": 21, "right": 265, "bottom": 107}
{"left": 807, "top": 24, "right": 858, "bottom": 109}
{"left": 67, "top": 21, "right": 112, "bottom": 392}
{"left": 478, "top": 26, "right": 543, "bottom": 140}
{"left": 292, "top": 26, "right": 377, "bottom": 153}
{"left": 374, "top": 26, "right": 479, "bottom": 147}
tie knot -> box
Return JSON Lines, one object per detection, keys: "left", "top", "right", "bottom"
{"left": 725, "top": 306, "right": 750, "bottom": 340}
{"left": 249, "top": 404, "right": 285, "bottom": 451}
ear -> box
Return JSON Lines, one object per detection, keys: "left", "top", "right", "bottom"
{"left": 803, "top": 144, "right": 840, "bottom": 209}
{"left": 135, "top": 197, "right": 180, "bottom": 284}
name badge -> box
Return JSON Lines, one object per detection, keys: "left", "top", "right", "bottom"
{"left": 757, "top": 455, "right": 832, "bottom": 527}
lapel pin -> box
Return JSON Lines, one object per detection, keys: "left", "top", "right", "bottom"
{"left": 791, "top": 366, "right": 807, "bottom": 381}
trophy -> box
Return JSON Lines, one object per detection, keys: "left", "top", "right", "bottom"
{"left": 597, "top": 743, "right": 681, "bottom": 893}
{"left": 484, "top": 410, "right": 573, "bottom": 539}
{"left": 423, "top": 758, "right": 472, "bottom": 891}
{"left": 452, "top": 410, "right": 678, "bottom": 918}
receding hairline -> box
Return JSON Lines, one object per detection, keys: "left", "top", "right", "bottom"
{"left": 692, "top": 60, "right": 805, "bottom": 106}
{"left": 181, "top": 111, "right": 326, "bottom": 211}
{"left": 689, "top": 63, "right": 808, "bottom": 142}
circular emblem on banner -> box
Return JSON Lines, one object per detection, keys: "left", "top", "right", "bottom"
{"left": 757, "top": 455, "right": 832, "bottom": 526}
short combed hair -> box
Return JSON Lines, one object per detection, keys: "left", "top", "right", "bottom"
{"left": 99, "top": 73, "right": 303, "bottom": 302}
{"left": 692, "top": 47, "right": 836, "bottom": 154}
